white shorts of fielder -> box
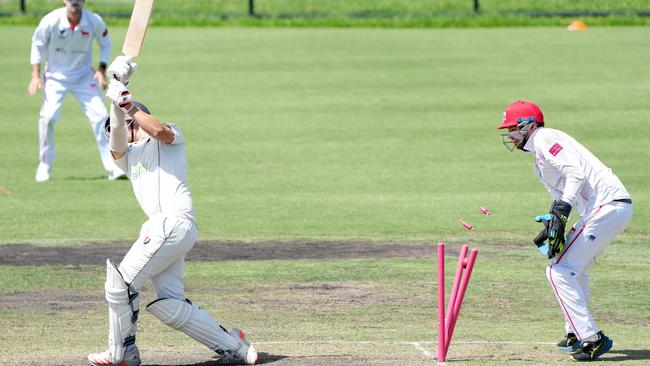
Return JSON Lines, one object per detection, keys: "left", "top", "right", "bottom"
{"left": 99, "top": 213, "right": 255, "bottom": 364}
{"left": 546, "top": 200, "right": 633, "bottom": 341}
{"left": 38, "top": 70, "right": 117, "bottom": 174}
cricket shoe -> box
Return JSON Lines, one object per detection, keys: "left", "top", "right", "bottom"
{"left": 35, "top": 162, "right": 51, "bottom": 182}
{"left": 557, "top": 332, "right": 581, "bottom": 352}
{"left": 215, "top": 328, "right": 258, "bottom": 365}
{"left": 87, "top": 345, "right": 141, "bottom": 366}
{"left": 571, "top": 331, "right": 613, "bottom": 362}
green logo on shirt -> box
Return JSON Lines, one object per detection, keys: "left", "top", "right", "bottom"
{"left": 130, "top": 162, "right": 149, "bottom": 180}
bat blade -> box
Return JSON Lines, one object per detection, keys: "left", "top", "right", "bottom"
{"left": 122, "top": 0, "right": 154, "bottom": 59}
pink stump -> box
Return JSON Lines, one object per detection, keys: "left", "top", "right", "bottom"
{"left": 437, "top": 242, "right": 446, "bottom": 363}
{"left": 437, "top": 243, "right": 478, "bottom": 364}
{"left": 445, "top": 245, "right": 469, "bottom": 335}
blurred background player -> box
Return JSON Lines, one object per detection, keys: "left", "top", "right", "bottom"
{"left": 498, "top": 100, "right": 633, "bottom": 362}
{"left": 28, "top": 0, "right": 124, "bottom": 182}
{"left": 86, "top": 57, "right": 258, "bottom": 366}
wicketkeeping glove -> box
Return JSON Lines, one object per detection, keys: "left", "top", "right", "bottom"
{"left": 533, "top": 214, "right": 552, "bottom": 257}
{"left": 106, "top": 79, "right": 135, "bottom": 113}
{"left": 535, "top": 200, "right": 572, "bottom": 259}
{"left": 549, "top": 200, "right": 571, "bottom": 251}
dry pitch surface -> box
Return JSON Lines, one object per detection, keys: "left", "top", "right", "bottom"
{"left": 2, "top": 241, "right": 647, "bottom": 365}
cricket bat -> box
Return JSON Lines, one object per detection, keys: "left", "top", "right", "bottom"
{"left": 122, "top": 0, "right": 154, "bottom": 59}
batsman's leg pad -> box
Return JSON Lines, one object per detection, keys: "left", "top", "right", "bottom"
{"left": 105, "top": 259, "right": 139, "bottom": 363}
{"left": 146, "top": 297, "right": 240, "bottom": 352}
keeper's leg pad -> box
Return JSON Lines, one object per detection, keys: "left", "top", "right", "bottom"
{"left": 146, "top": 298, "right": 240, "bottom": 353}
{"left": 105, "top": 259, "right": 139, "bottom": 362}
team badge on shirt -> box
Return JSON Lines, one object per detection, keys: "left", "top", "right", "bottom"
{"left": 549, "top": 143, "right": 563, "bottom": 156}
{"left": 130, "top": 162, "right": 149, "bottom": 180}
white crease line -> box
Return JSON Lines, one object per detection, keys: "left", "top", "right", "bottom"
{"left": 255, "top": 340, "right": 554, "bottom": 346}
{"left": 453, "top": 341, "right": 555, "bottom": 345}
{"left": 256, "top": 341, "right": 412, "bottom": 345}
{"left": 410, "top": 342, "right": 436, "bottom": 360}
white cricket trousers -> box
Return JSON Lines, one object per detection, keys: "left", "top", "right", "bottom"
{"left": 546, "top": 200, "right": 633, "bottom": 340}
{"left": 38, "top": 70, "right": 114, "bottom": 172}
{"left": 118, "top": 213, "right": 198, "bottom": 298}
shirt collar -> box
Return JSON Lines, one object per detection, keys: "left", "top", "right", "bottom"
{"left": 59, "top": 8, "right": 85, "bottom": 29}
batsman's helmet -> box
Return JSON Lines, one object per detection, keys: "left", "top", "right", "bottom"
{"left": 497, "top": 100, "right": 544, "bottom": 129}
{"left": 103, "top": 101, "right": 151, "bottom": 138}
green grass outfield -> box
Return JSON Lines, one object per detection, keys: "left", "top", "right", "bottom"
{"left": 2, "top": 0, "right": 650, "bottom": 27}
{"left": 1, "top": 26, "right": 648, "bottom": 244}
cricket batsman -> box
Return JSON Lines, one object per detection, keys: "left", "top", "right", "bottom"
{"left": 87, "top": 57, "right": 258, "bottom": 365}
{"left": 497, "top": 100, "right": 633, "bottom": 362}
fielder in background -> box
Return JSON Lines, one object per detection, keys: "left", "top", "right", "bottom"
{"left": 498, "top": 100, "right": 633, "bottom": 362}
{"left": 86, "top": 57, "right": 258, "bottom": 366}
{"left": 28, "top": 0, "right": 124, "bottom": 182}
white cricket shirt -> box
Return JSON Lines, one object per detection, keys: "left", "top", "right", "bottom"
{"left": 115, "top": 125, "right": 195, "bottom": 222}
{"left": 524, "top": 127, "right": 630, "bottom": 217}
{"left": 30, "top": 8, "right": 111, "bottom": 81}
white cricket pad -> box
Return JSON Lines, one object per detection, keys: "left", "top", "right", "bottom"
{"left": 146, "top": 298, "right": 240, "bottom": 352}
{"left": 105, "top": 259, "right": 139, "bottom": 362}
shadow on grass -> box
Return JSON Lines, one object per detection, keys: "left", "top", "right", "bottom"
{"left": 146, "top": 352, "right": 288, "bottom": 365}
{"left": 61, "top": 175, "right": 108, "bottom": 181}
{"left": 605, "top": 349, "right": 650, "bottom": 362}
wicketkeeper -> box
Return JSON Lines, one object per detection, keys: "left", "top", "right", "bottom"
{"left": 498, "top": 100, "right": 633, "bottom": 362}
{"left": 87, "top": 56, "right": 258, "bottom": 366}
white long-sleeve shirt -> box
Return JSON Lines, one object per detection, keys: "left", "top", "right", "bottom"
{"left": 524, "top": 127, "right": 630, "bottom": 217}
{"left": 30, "top": 7, "right": 111, "bottom": 81}
{"left": 114, "top": 125, "right": 195, "bottom": 222}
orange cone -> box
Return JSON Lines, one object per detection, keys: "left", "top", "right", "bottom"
{"left": 567, "top": 20, "right": 587, "bottom": 31}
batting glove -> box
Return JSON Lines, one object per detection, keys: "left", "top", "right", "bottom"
{"left": 106, "top": 79, "right": 135, "bottom": 114}
{"left": 107, "top": 55, "right": 138, "bottom": 84}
